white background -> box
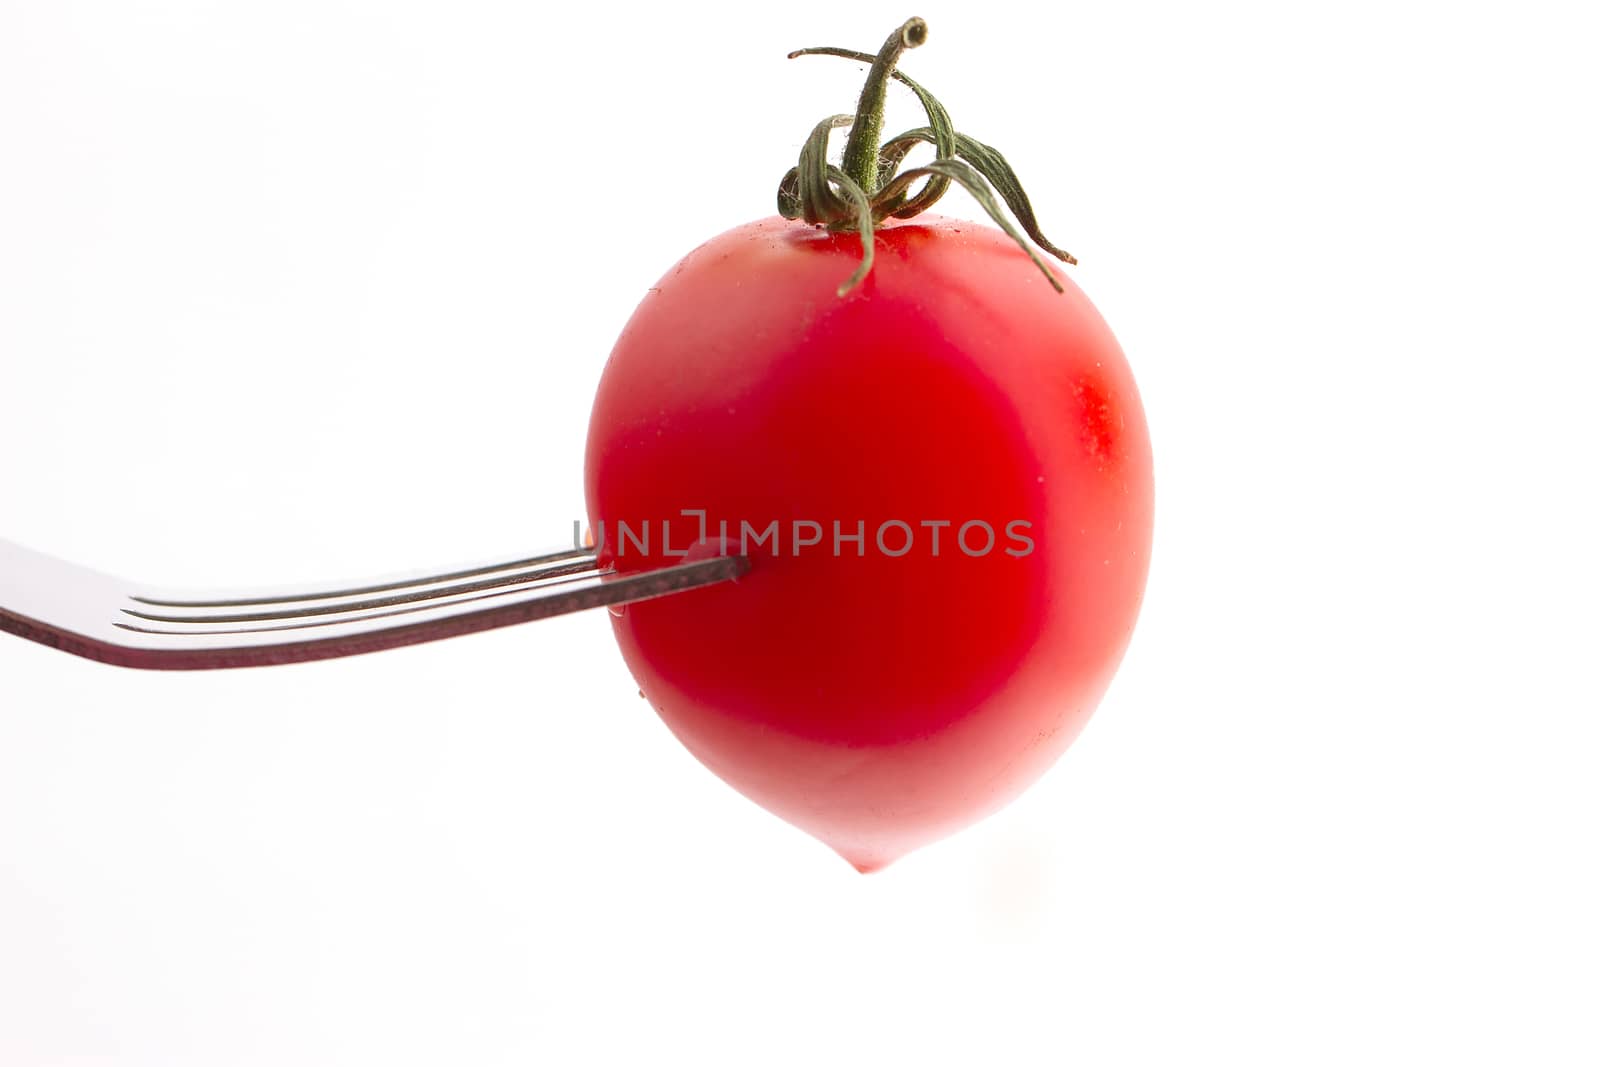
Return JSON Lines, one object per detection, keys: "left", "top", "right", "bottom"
{"left": 2, "top": 1, "right": 1597, "bottom": 1063}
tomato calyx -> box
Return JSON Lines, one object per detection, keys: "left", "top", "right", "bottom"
{"left": 777, "top": 17, "right": 1076, "bottom": 296}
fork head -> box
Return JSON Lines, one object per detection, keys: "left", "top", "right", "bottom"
{"left": 0, "top": 539, "right": 747, "bottom": 670}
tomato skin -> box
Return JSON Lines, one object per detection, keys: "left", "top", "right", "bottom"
{"left": 584, "top": 214, "right": 1152, "bottom": 871}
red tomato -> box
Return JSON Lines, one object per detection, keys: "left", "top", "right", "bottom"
{"left": 584, "top": 213, "right": 1152, "bottom": 871}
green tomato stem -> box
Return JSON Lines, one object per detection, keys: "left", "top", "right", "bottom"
{"left": 837, "top": 18, "right": 927, "bottom": 196}
{"left": 778, "top": 18, "right": 1074, "bottom": 295}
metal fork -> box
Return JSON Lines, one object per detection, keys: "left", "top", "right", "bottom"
{"left": 0, "top": 538, "right": 747, "bottom": 670}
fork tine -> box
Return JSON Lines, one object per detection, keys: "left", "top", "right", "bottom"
{"left": 130, "top": 547, "right": 595, "bottom": 608}
{"left": 122, "top": 562, "right": 604, "bottom": 629}
{"left": 124, "top": 552, "right": 602, "bottom": 623}
{"left": 104, "top": 554, "right": 748, "bottom": 670}
{"left": 117, "top": 565, "right": 604, "bottom": 636}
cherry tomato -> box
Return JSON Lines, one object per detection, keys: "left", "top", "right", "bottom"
{"left": 583, "top": 213, "right": 1152, "bottom": 871}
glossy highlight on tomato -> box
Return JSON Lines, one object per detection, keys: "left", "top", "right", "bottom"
{"left": 584, "top": 214, "right": 1153, "bottom": 871}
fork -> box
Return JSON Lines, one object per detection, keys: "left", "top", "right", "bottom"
{"left": 0, "top": 538, "right": 748, "bottom": 670}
